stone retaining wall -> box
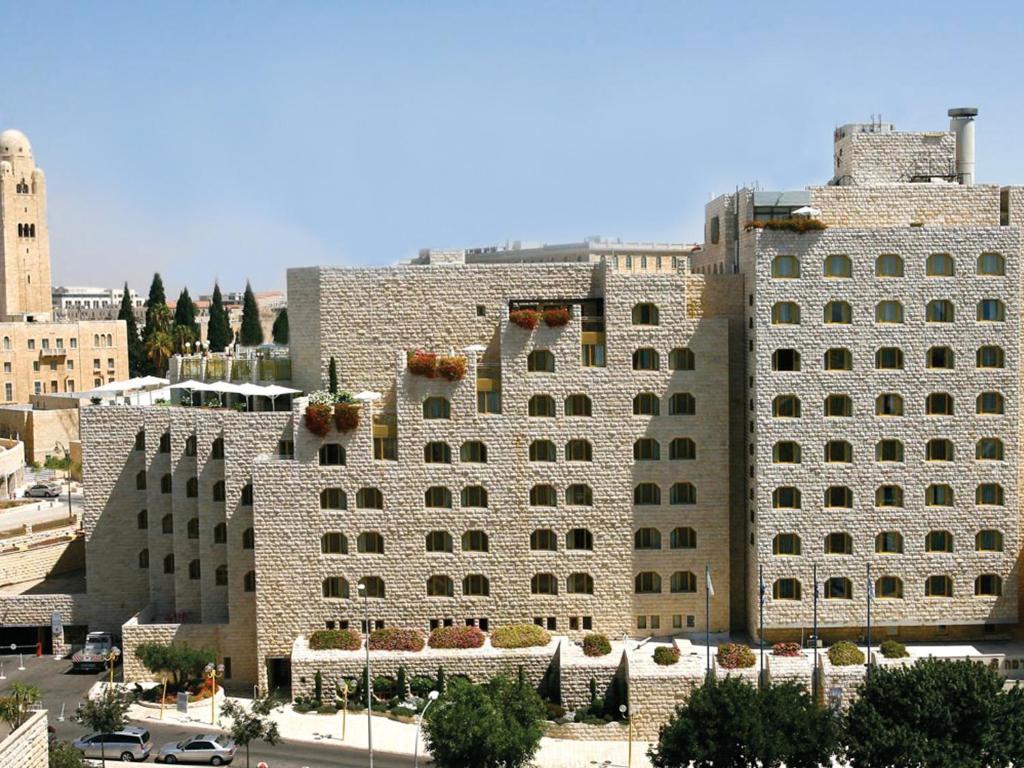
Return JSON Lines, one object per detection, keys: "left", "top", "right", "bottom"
{"left": 0, "top": 709, "right": 48, "bottom": 768}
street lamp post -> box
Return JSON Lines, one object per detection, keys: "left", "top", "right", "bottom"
{"left": 413, "top": 689, "right": 439, "bottom": 768}
{"left": 619, "top": 704, "right": 631, "bottom": 767}
{"left": 105, "top": 648, "right": 121, "bottom": 686}
{"left": 204, "top": 662, "right": 225, "bottom": 725}
{"left": 358, "top": 582, "right": 374, "bottom": 768}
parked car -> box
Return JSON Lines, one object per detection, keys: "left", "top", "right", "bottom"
{"left": 73, "top": 726, "right": 152, "bottom": 762}
{"left": 25, "top": 482, "right": 61, "bottom": 498}
{"left": 70, "top": 631, "right": 116, "bottom": 672}
{"left": 157, "top": 734, "right": 237, "bottom": 764}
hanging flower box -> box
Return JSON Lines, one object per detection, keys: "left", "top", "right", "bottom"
{"left": 509, "top": 309, "right": 541, "bottom": 330}
{"left": 542, "top": 307, "right": 570, "bottom": 327}
{"left": 304, "top": 403, "right": 332, "bottom": 437}
{"left": 407, "top": 350, "right": 438, "bottom": 378}
{"left": 436, "top": 355, "right": 467, "bottom": 382}
{"left": 333, "top": 402, "right": 360, "bottom": 432}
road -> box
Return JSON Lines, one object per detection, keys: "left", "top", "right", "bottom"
{"left": 2, "top": 657, "right": 419, "bottom": 767}
{"left": 0, "top": 488, "right": 81, "bottom": 529}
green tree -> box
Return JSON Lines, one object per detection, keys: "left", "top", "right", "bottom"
{"left": 760, "top": 681, "right": 837, "bottom": 768}
{"left": 144, "top": 330, "right": 174, "bottom": 377}
{"left": 0, "top": 682, "right": 41, "bottom": 731}
{"left": 117, "top": 282, "right": 145, "bottom": 376}
{"left": 328, "top": 356, "right": 338, "bottom": 394}
{"left": 221, "top": 694, "right": 281, "bottom": 768}
{"left": 423, "top": 675, "right": 545, "bottom": 768}
{"left": 170, "top": 324, "right": 196, "bottom": 355}
{"left": 133, "top": 642, "right": 216, "bottom": 689}
{"left": 844, "top": 658, "right": 1024, "bottom": 768}
{"left": 271, "top": 308, "right": 288, "bottom": 345}
{"left": 142, "top": 274, "right": 167, "bottom": 338}
{"left": 239, "top": 281, "right": 264, "bottom": 346}
{"left": 207, "top": 282, "right": 232, "bottom": 352}
{"left": 173, "top": 287, "right": 200, "bottom": 339}
{"left": 73, "top": 686, "right": 132, "bottom": 766}
{"left": 49, "top": 741, "right": 87, "bottom": 768}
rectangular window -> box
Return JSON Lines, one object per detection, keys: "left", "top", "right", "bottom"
{"left": 33, "top": 381, "right": 41, "bottom": 394}
{"left": 67, "top": 381, "right": 75, "bottom": 392}
{"left": 581, "top": 343, "right": 606, "bottom": 367}
{"left": 70, "top": 338, "right": 77, "bottom": 349}
{"left": 107, "top": 358, "right": 114, "bottom": 369}
{"left": 41, "top": 339, "right": 49, "bottom": 350}
{"left": 477, "top": 390, "right": 501, "bottom": 414}
{"left": 546, "top": 616, "right": 556, "bottom": 631}
{"left": 3, "top": 363, "right": 9, "bottom": 373}
{"left": 672, "top": 614, "right": 682, "bottom": 629}
{"left": 373, "top": 437, "right": 397, "bottom": 461}
{"left": 32, "top": 361, "right": 39, "bottom": 372}
{"left": 637, "top": 615, "right": 647, "bottom": 630}
{"left": 277, "top": 440, "right": 294, "bottom": 459}
{"left": 27, "top": 339, "right": 35, "bottom": 350}
{"left": 710, "top": 215, "right": 720, "bottom": 244}
{"left": 650, "top": 615, "right": 660, "bottom": 630}
{"left": 4, "top": 383, "right": 11, "bottom": 401}
{"left": 93, "top": 359, "right": 100, "bottom": 370}
{"left": 582, "top": 616, "right": 592, "bottom": 630}
{"left": 569, "top": 616, "right": 579, "bottom": 631}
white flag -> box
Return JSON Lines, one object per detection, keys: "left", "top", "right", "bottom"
{"left": 706, "top": 565, "right": 715, "bottom": 597}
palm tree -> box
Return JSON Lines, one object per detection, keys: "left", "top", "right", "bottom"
{"left": 171, "top": 325, "right": 196, "bottom": 355}
{"left": 145, "top": 331, "right": 174, "bottom": 376}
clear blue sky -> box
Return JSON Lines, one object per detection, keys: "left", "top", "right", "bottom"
{"left": 4, "top": 1, "right": 1022, "bottom": 296}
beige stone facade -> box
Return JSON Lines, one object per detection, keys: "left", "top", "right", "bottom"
{"left": 0, "top": 709, "right": 48, "bottom": 768}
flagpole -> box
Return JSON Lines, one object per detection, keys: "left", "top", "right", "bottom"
{"left": 812, "top": 563, "right": 819, "bottom": 701}
{"left": 758, "top": 564, "right": 765, "bottom": 690}
{"left": 866, "top": 563, "right": 872, "bottom": 682}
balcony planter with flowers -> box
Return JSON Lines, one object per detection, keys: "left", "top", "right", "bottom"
{"left": 407, "top": 350, "right": 438, "bottom": 378}
{"left": 744, "top": 218, "right": 827, "bottom": 233}
{"left": 509, "top": 309, "right": 541, "bottom": 330}
{"left": 436, "top": 355, "right": 467, "bottom": 382}
{"left": 333, "top": 401, "right": 360, "bottom": 432}
{"left": 305, "top": 390, "right": 338, "bottom": 437}
{"left": 542, "top": 307, "right": 570, "bottom": 327}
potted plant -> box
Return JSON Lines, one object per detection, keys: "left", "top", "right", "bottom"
{"left": 407, "top": 350, "right": 438, "bottom": 377}
{"left": 542, "top": 307, "right": 570, "bottom": 327}
{"left": 304, "top": 391, "right": 334, "bottom": 437}
{"left": 509, "top": 309, "right": 541, "bottom": 330}
{"left": 334, "top": 402, "right": 360, "bottom": 432}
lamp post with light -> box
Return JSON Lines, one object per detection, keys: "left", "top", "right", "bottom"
{"left": 205, "top": 662, "right": 225, "bottom": 725}
{"left": 357, "top": 581, "right": 374, "bottom": 768}
{"left": 413, "top": 689, "right": 439, "bottom": 768}
{"left": 105, "top": 647, "right": 121, "bottom": 687}
{"left": 619, "top": 704, "right": 632, "bottom": 767}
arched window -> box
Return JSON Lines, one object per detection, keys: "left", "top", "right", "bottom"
{"left": 824, "top": 486, "right": 853, "bottom": 509}
{"left": 212, "top": 481, "right": 225, "bottom": 501}
{"left": 136, "top": 510, "right": 148, "bottom": 530}
{"left": 567, "top": 573, "right": 594, "bottom": 594}
{"left": 669, "top": 392, "right": 696, "bottom": 415}
{"left": 823, "top": 254, "right": 852, "bottom": 278}
{"left": 321, "top": 532, "right": 348, "bottom": 554}
{"left": 138, "top": 549, "right": 149, "bottom": 569}
{"left": 244, "top": 571, "right": 257, "bottom": 592}
{"left": 876, "top": 393, "right": 903, "bottom": 417}
{"left": 528, "top": 440, "right": 556, "bottom": 462}
{"left": 875, "top": 347, "right": 903, "bottom": 369}
{"left": 528, "top": 394, "right": 556, "bottom": 417}
{"left": 926, "top": 393, "right": 954, "bottom": 416}
{"left": 824, "top": 347, "right": 853, "bottom": 371}
{"left": 926, "top": 530, "right": 954, "bottom": 553}
{"left": 771, "top": 302, "right": 800, "bottom": 325}
{"left": 977, "top": 299, "right": 1006, "bottom": 322}
{"left": 927, "top": 253, "right": 955, "bottom": 276}
{"left": 320, "top": 488, "right": 347, "bottom": 510}
{"left": 633, "top": 483, "right": 661, "bottom": 505}
{"left": 319, "top": 444, "right": 345, "bottom": 466}
{"left": 530, "top": 529, "right": 558, "bottom": 551}
{"left": 564, "top": 394, "right": 592, "bottom": 416}
{"left": 184, "top": 435, "right": 197, "bottom": 457}
{"left": 824, "top": 577, "right": 852, "bottom": 599}
{"left": 875, "top": 485, "right": 903, "bottom": 507}
{"left": 668, "top": 348, "right": 695, "bottom": 370}
{"left": 426, "top": 531, "right": 453, "bottom": 553}
{"left": 531, "top": 573, "right": 558, "bottom": 595}
{"left": 976, "top": 483, "right": 1004, "bottom": 506}
{"left": 1, "top": 337, "right": 8, "bottom": 351}
{"left": 424, "top": 442, "right": 452, "bottom": 463}
{"left": 925, "top": 484, "right": 954, "bottom": 507}
{"left": 567, "top": 528, "right": 594, "bottom": 550}
{"left": 163, "top": 554, "right": 175, "bottom": 574}
{"left": 670, "top": 527, "right": 697, "bottom": 549}
{"left": 634, "top": 572, "right": 662, "bottom": 594}
{"left": 460, "top": 441, "right": 487, "bottom": 463}
{"left": 633, "top": 392, "right": 660, "bottom": 415}
{"left": 356, "top": 487, "right": 383, "bottom": 509}
{"left": 240, "top": 483, "right": 254, "bottom": 506}
{"left": 926, "top": 346, "right": 955, "bottom": 369}
{"left": 211, "top": 437, "right": 224, "bottom": 460}
{"left": 772, "top": 533, "right": 801, "bottom": 556}
{"left": 875, "top": 531, "right": 903, "bottom": 554}
{"left": 876, "top": 253, "right": 904, "bottom": 277}
{"left": 161, "top": 514, "right": 173, "bottom": 534}
{"left": 876, "top": 577, "right": 903, "bottom": 599}
{"left": 670, "top": 482, "right": 696, "bottom": 505}
{"left": 976, "top": 346, "right": 1005, "bottom": 368}
{"left": 462, "top": 574, "right": 489, "bottom": 596}
{"left": 976, "top": 530, "right": 1004, "bottom": 552}
{"left": 530, "top": 484, "right": 558, "bottom": 507}
{"left": 926, "top": 299, "right": 955, "bottom": 323}
{"left": 669, "top": 438, "right": 696, "bottom": 460}
{"left": 824, "top": 301, "right": 852, "bottom": 324}
{"left": 242, "top": 527, "right": 254, "bottom": 549}
{"left": 565, "top": 439, "right": 592, "bottom": 462}
{"left": 632, "top": 348, "right": 660, "bottom": 371}
{"left": 188, "top": 560, "right": 201, "bottom": 580}
{"left": 875, "top": 301, "right": 904, "bottom": 324}
{"left": 771, "top": 255, "right": 800, "bottom": 278}
{"left": 527, "top": 350, "right": 555, "bottom": 372}
{"left": 975, "top": 575, "right": 1003, "bottom": 597}
{"left": 671, "top": 571, "right": 697, "bottom": 593}
{"left": 462, "top": 530, "right": 489, "bottom": 552}
{"left": 461, "top": 485, "right": 488, "bottom": 508}
{"left": 926, "top": 439, "right": 954, "bottom": 462}
{"left": 322, "top": 577, "right": 349, "bottom": 599}
{"left": 358, "top": 576, "right": 385, "bottom": 598}
{"left": 159, "top": 433, "right": 171, "bottom": 453}
{"left": 427, "top": 575, "right": 454, "bottom": 598}
{"left": 925, "top": 575, "right": 952, "bottom": 598}
{"left": 772, "top": 441, "right": 801, "bottom": 463}
{"left": 634, "top": 528, "right": 661, "bottom": 550}
{"left": 773, "top": 579, "right": 801, "bottom": 600}
{"left": 978, "top": 252, "right": 1005, "bottom": 276}
{"left": 425, "top": 486, "right": 453, "bottom": 508}
{"left": 824, "top": 440, "right": 852, "bottom": 463}
{"left": 976, "top": 438, "right": 1004, "bottom": 461}
{"left": 772, "top": 349, "right": 800, "bottom": 371}
{"left": 824, "top": 394, "right": 853, "bottom": 417}
{"left": 160, "top": 474, "right": 172, "bottom": 493}
{"left": 772, "top": 487, "right": 801, "bottom": 509}
{"left": 357, "top": 531, "right": 385, "bottom": 554}
{"left": 423, "top": 397, "right": 451, "bottom": 419}
{"left": 565, "top": 484, "right": 593, "bottom": 506}
{"left": 187, "top": 517, "right": 199, "bottom": 539}
{"left": 135, "top": 470, "right": 147, "bottom": 490}
{"left": 632, "top": 303, "right": 660, "bottom": 325}
{"left": 633, "top": 438, "right": 660, "bottom": 461}
{"left": 977, "top": 392, "right": 1004, "bottom": 415}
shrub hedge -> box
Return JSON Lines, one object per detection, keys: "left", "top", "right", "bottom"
{"left": 771, "top": 641, "right": 803, "bottom": 657}
{"left": 582, "top": 633, "right": 612, "bottom": 657}
{"left": 491, "top": 623, "right": 551, "bottom": 649}
{"left": 717, "top": 643, "right": 756, "bottom": 669}
{"left": 368, "top": 628, "right": 425, "bottom": 652}
{"left": 653, "top": 646, "right": 680, "bottom": 666}
{"left": 745, "top": 217, "right": 827, "bottom": 233}
{"left": 428, "top": 625, "right": 485, "bottom": 650}
{"left": 828, "top": 641, "right": 865, "bottom": 666}
{"left": 879, "top": 639, "right": 909, "bottom": 659}
{"left": 309, "top": 629, "right": 362, "bottom": 651}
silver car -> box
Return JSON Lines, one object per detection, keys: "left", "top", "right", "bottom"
{"left": 25, "top": 482, "right": 62, "bottom": 498}
{"left": 158, "top": 734, "right": 237, "bottom": 765}
{"left": 73, "top": 726, "right": 153, "bottom": 762}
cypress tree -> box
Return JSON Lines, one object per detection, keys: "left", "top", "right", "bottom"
{"left": 173, "top": 287, "right": 200, "bottom": 339}
{"left": 239, "top": 281, "right": 264, "bottom": 346}
{"left": 141, "top": 273, "right": 169, "bottom": 375}
{"left": 328, "top": 357, "right": 338, "bottom": 394}
{"left": 271, "top": 308, "right": 289, "bottom": 345}
{"left": 118, "top": 282, "right": 145, "bottom": 377}
{"left": 207, "top": 283, "right": 231, "bottom": 353}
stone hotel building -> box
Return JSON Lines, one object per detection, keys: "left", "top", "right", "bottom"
{"left": 53, "top": 106, "right": 1024, "bottom": 689}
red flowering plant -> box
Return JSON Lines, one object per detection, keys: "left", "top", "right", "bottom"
{"left": 407, "top": 350, "right": 438, "bottom": 377}
{"left": 428, "top": 625, "right": 485, "bottom": 650}
{"left": 542, "top": 307, "right": 570, "bottom": 327}
{"left": 368, "top": 628, "right": 425, "bottom": 652}
{"left": 304, "top": 404, "right": 332, "bottom": 437}
{"left": 308, "top": 628, "right": 362, "bottom": 651}
{"left": 436, "top": 355, "right": 467, "bottom": 382}
{"left": 717, "top": 642, "right": 756, "bottom": 669}
{"left": 509, "top": 309, "right": 541, "bottom": 330}
{"left": 582, "top": 633, "right": 612, "bottom": 657}
{"left": 771, "top": 641, "right": 803, "bottom": 657}
{"left": 333, "top": 402, "right": 360, "bottom": 432}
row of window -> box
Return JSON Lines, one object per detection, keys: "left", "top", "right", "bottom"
{"left": 770, "top": 252, "right": 1006, "bottom": 279}
{"left": 771, "top": 299, "right": 1007, "bottom": 325}
{"left": 771, "top": 345, "right": 1008, "bottom": 371}
{"left": 773, "top": 392, "right": 1006, "bottom": 418}
{"left": 137, "top": 551, "right": 256, "bottom": 590}
{"left": 770, "top": 438, "right": 1005, "bottom": 463}
{"left": 16, "top": 223, "right": 36, "bottom": 238}
{"left": 2, "top": 336, "right": 82, "bottom": 352}
{"left": 136, "top": 472, "right": 253, "bottom": 503}
{"left": 138, "top": 511, "right": 255, "bottom": 548}
{"left": 136, "top": 432, "right": 230, "bottom": 459}
{"left": 770, "top": 574, "right": 1003, "bottom": 600}
{"left": 771, "top": 483, "right": 1004, "bottom": 509}
{"left": 772, "top": 530, "right": 1005, "bottom": 556}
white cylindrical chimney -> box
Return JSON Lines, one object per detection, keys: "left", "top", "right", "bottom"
{"left": 948, "top": 107, "right": 978, "bottom": 185}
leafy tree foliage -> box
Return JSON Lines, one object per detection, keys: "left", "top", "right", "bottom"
{"left": 844, "top": 658, "right": 1024, "bottom": 768}
{"left": 221, "top": 694, "right": 281, "bottom": 768}
{"left": 49, "top": 741, "right": 87, "bottom": 768}
{"left": 141, "top": 273, "right": 170, "bottom": 375}
{"left": 117, "top": 282, "right": 145, "bottom": 376}
{"left": 271, "top": 308, "right": 288, "bottom": 344}
{"left": 0, "top": 682, "right": 41, "bottom": 731}
{"left": 207, "top": 282, "right": 232, "bottom": 352}
{"left": 173, "top": 287, "right": 200, "bottom": 339}
{"left": 239, "top": 281, "right": 264, "bottom": 346}
{"left": 423, "top": 675, "right": 545, "bottom": 768}
{"left": 73, "top": 686, "right": 132, "bottom": 766}
{"left": 133, "top": 642, "right": 215, "bottom": 688}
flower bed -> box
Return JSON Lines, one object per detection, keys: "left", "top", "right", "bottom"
{"left": 333, "top": 402, "right": 360, "bottom": 432}
{"left": 368, "top": 628, "right": 425, "bottom": 652}
{"left": 653, "top": 646, "right": 680, "bottom": 666}
{"left": 304, "top": 404, "right": 332, "bottom": 437}
{"left": 407, "top": 350, "right": 438, "bottom": 377}
{"left": 427, "top": 625, "right": 485, "bottom": 649}
{"left": 509, "top": 309, "right": 541, "bottom": 330}
{"left": 436, "top": 355, "right": 467, "bottom": 382}
{"left": 542, "top": 307, "right": 570, "bottom": 327}
{"left": 309, "top": 629, "right": 362, "bottom": 651}
{"left": 827, "top": 641, "right": 865, "bottom": 666}
{"left": 744, "top": 218, "right": 827, "bottom": 233}
{"left": 582, "top": 633, "right": 611, "bottom": 657}
{"left": 771, "top": 642, "right": 802, "bottom": 657}
{"left": 717, "top": 643, "right": 756, "bottom": 669}
{"left": 491, "top": 623, "right": 550, "bottom": 649}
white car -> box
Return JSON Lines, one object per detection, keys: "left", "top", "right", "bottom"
{"left": 25, "top": 482, "right": 62, "bottom": 498}
{"left": 157, "top": 734, "right": 236, "bottom": 764}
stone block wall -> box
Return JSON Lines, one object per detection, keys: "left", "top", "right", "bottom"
{"left": 832, "top": 129, "right": 956, "bottom": 185}
{"left": 0, "top": 709, "right": 48, "bottom": 768}
{"left": 811, "top": 184, "right": 1000, "bottom": 229}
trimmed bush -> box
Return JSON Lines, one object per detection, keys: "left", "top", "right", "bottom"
{"left": 407, "top": 350, "right": 438, "bottom": 377}
{"left": 491, "top": 623, "right": 551, "bottom": 649}
{"left": 653, "top": 646, "right": 680, "bottom": 666}
{"left": 771, "top": 641, "right": 803, "bottom": 657}
{"left": 828, "top": 641, "right": 865, "bottom": 666}
{"left": 309, "top": 628, "right": 362, "bottom": 651}
{"left": 428, "top": 625, "right": 485, "bottom": 650}
{"left": 304, "top": 404, "right": 332, "bottom": 437}
{"left": 542, "top": 307, "right": 570, "bottom": 327}
{"left": 717, "top": 643, "right": 756, "bottom": 669}
{"left": 509, "top": 309, "right": 541, "bottom": 330}
{"left": 333, "top": 402, "right": 360, "bottom": 432}
{"left": 582, "top": 633, "right": 612, "bottom": 657}
{"left": 879, "top": 639, "right": 909, "bottom": 659}
{"left": 410, "top": 675, "right": 435, "bottom": 697}
{"left": 368, "top": 628, "right": 425, "bottom": 652}
{"left": 436, "top": 355, "right": 467, "bottom": 382}
{"left": 744, "top": 218, "right": 827, "bottom": 233}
